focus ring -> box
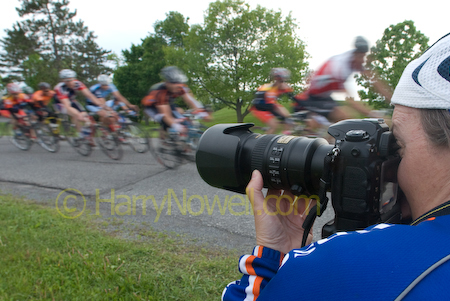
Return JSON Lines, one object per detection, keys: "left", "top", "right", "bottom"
{"left": 251, "top": 135, "right": 276, "bottom": 173}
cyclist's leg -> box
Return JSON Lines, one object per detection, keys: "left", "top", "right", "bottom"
{"left": 294, "top": 96, "right": 333, "bottom": 137}
{"left": 66, "top": 107, "right": 83, "bottom": 131}
{"left": 272, "top": 103, "right": 294, "bottom": 133}
{"left": 67, "top": 102, "right": 89, "bottom": 134}
{"left": 144, "top": 107, "right": 164, "bottom": 124}
{"left": 10, "top": 107, "right": 35, "bottom": 139}
{"left": 250, "top": 105, "right": 278, "bottom": 134}
{"left": 91, "top": 106, "right": 117, "bottom": 130}
{"left": 171, "top": 107, "right": 189, "bottom": 135}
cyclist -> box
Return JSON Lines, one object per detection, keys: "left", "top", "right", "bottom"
{"left": 106, "top": 97, "right": 137, "bottom": 124}
{"left": 141, "top": 66, "right": 210, "bottom": 135}
{"left": 249, "top": 68, "right": 295, "bottom": 134}
{"left": 0, "top": 83, "right": 35, "bottom": 138}
{"left": 293, "top": 36, "right": 392, "bottom": 129}
{"left": 87, "top": 74, "right": 137, "bottom": 130}
{"left": 53, "top": 69, "right": 103, "bottom": 141}
{"left": 29, "top": 82, "right": 57, "bottom": 123}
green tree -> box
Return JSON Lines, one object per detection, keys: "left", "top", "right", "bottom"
{"left": 154, "top": 11, "right": 190, "bottom": 48}
{"left": 0, "top": 0, "right": 112, "bottom": 88}
{"left": 113, "top": 11, "right": 191, "bottom": 107}
{"left": 356, "top": 20, "right": 429, "bottom": 108}
{"left": 113, "top": 36, "right": 167, "bottom": 106}
{"left": 165, "top": 0, "right": 309, "bottom": 122}
{"left": 0, "top": 22, "right": 39, "bottom": 82}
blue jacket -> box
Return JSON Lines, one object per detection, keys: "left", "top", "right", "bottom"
{"left": 223, "top": 202, "right": 450, "bottom": 300}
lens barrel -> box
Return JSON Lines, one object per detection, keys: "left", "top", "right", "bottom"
{"left": 196, "top": 124, "right": 333, "bottom": 195}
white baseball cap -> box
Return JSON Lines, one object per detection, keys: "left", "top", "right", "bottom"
{"left": 391, "top": 33, "right": 450, "bottom": 109}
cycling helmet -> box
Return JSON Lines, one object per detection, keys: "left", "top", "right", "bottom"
{"left": 161, "top": 66, "right": 188, "bottom": 83}
{"left": 23, "top": 86, "right": 34, "bottom": 94}
{"left": 6, "top": 83, "right": 21, "bottom": 94}
{"left": 59, "top": 69, "right": 77, "bottom": 80}
{"left": 38, "top": 82, "right": 51, "bottom": 90}
{"left": 97, "top": 74, "right": 112, "bottom": 85}
{"left": 270, "top": 68, "right": 291, "bottom": 81}
{"left": 354, "top": 36, "right": 369, "bottom": 53}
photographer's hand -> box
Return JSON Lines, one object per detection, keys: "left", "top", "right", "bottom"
{"left": 246, "top": 170, "right": 313, "bottom": 254}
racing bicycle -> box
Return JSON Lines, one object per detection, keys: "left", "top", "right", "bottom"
{"left": 148, "top": 111, "right": 207, "bottom": 169}
{"left": 116, "top": 110, "right": 149, "bottom": 153}
{"left": 9, "top": 113, "right": 59, "bottom": 152}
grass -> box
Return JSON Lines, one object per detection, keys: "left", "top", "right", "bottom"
{"left": 0, "top": 194, "right": 240, "bottom": 300}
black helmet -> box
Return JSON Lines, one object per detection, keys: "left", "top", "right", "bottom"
{"left": 354, "top": 36, "right": 369, "bottom": 53}
{"left": 38, "top": 82, "right": 51, "bottom": 90}
{"left": 161, "top": 66, "right": 188, "bottom": 83}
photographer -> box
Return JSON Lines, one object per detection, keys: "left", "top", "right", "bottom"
{"left": 222, "top": 34, "right": 450, "bottom": 300}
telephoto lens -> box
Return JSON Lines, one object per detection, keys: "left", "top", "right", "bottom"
{"left": 195, "top": 123, "right": 332, "bottom": 195}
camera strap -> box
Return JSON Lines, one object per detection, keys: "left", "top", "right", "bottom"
{"left": 301, "top": 148, "right": 338, "bottom": 247}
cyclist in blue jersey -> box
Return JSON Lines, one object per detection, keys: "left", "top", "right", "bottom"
{"left": 222, "top": 34, "right": 450, "bottom": 301}
{"left": 87, "top": 74, "right": 137, "bottom": 129}
{"left": 105, "top": 97, "right": 136, "bottom": 123}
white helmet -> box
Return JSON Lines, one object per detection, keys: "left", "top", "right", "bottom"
{"left": 161, "top": 66, "right": 188, "bottom": 83}
{"left": 59, "top": 69, "right": 77, "bottom": 80}
{"left": 97, "top": 74, "right": 112, "bottom": 85}
{"left": 270, "top": 68, "right": 291, "bottom": 81}
{"left": 7, "top": 83, "right": 21, "bottom": 94}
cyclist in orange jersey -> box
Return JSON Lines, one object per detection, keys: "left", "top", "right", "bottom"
{"left": 29, "top": 82, "right": 57, "bottom": 122}
{"left": 249, "top": 68, "right": 294, "bottom": 134}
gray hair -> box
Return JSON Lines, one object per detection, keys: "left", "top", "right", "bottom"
{"left": 420, "top": 109, "right": 450, "bottom": 148}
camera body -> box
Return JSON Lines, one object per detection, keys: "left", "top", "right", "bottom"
{"left": 196, "top": 118, "right": 401, "bottom": 238}
{"left": 321, "top": 119, "right": 401, "bottom": 237}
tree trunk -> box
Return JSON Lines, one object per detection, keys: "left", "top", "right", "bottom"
{"left": 235, "top": 100, "right": 243, "bottom": 122}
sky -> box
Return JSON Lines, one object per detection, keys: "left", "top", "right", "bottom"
{"left": 1, "top": 0, "right": 449, "bottom": 96}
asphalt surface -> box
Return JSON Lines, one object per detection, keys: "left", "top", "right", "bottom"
{"left": 0, "top": 136, "right": 334, "bottom": 254}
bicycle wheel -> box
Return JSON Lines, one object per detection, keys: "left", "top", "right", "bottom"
{"left": 35, "top": 123, "right": 60, "bottom": 153}
{"left": 95, "top": 126, "right": 123, "bottom": 160}
{"left": 122, "top": 122, "right": 149, "bottom": 153}
{"left": 148, "top": 128, "right": 182, "bottom": 169}
{"left": 10, "top": 126, "right": 32, "bottom": 151}
{"left": 187, "top": 124, "right": 207, "bottom": 151}
{"left": 74, "top": 138, "right": 93, "bottom": 156}
{"left": 62, "top": 122, "right": 92, "bottom": 156}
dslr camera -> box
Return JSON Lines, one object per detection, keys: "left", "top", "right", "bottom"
{"left": 196, "top": 119, "right": 401, "bottom": 240}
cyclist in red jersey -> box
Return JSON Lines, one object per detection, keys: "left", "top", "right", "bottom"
{"left": 53, "top": 69, "right": 104, "bottom": 137}
{"left": 142, "top": 66, "right": 210, "bottom": 134}
{"left": 293, "top": 36, "right": 392, "bottom": 128}
{"left": 249, "top": 68, "right": 294, "bottom": 134}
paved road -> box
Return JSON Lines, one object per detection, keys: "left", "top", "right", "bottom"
{"left": 0, "top": 137, "right": 334, "bottom": 253}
